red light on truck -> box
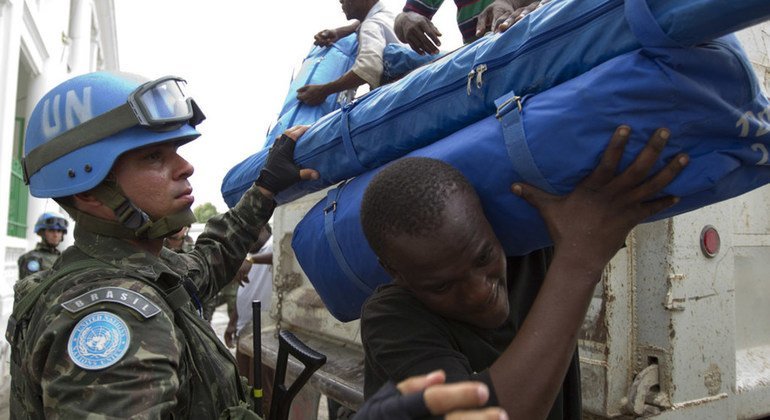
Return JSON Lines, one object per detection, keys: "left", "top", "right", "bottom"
{"left": 700, "top": 225, "right": 720, "bottom": 258}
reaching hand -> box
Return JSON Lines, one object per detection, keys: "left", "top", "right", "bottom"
{"left": 314, "top": 29, "right": 338, "bottom": 47}
{"left": 354, "top": 370, "right": 507, "bottom": 419}
{"left": 255, "top": 126, "right": 320, "bottom": 199}
{"left": 512, "top": 126, "right": 688, "bottom": 274}
{"left": 476, "top": 1, "right": 546, "bottom": 36}
{"left": 394, "top": 11, "right": 442, "bottom": 55}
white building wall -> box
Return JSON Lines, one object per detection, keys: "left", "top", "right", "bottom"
{"left": 0, "top": 0, "right": 118, "bottom": 380}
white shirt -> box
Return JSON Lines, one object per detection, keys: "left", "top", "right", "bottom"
{"left": 351, "top": 1, "right": 402, "bottom": 88}
{"left": 235, "top": 236, "right": 273, "bottom": 335}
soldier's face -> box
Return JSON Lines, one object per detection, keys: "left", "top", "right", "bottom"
{"left": 43, "top": 229, "right": 63, "bottom": 247}
{"left": 112, "top": 142, "right": 195, "bottom": 221}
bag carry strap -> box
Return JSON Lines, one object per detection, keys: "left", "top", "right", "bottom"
{"left": 323, "top": 182, "right": 374, "bottom": 295}
{"left": 495, "top": 91, "right": 558, "bottom": 195}
{"left": 624, "top": 0, "right": 679, "bottom": 48}
{"left": 340, "top": 104, "right": 368, "bottom": 174}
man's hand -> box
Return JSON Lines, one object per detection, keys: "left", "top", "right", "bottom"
{"left": 297, "top": 84, "right": 331, "bottom": 106}
{"left": 314, "top": 29, "right": 339, "bottom": 47}
{"left": 476, "top": 0, "right": 545, "bottom": 37}
{"left": 224, "top": 322, "right": 237, "bottom": 348}
{"left": 236, "top": 259, "right": 252, "bottom": 287}
{"left": 255, "top": 125, "right": 320, "bottom": 199}
{"left": 394, "top": 11, "right": 442, "bottom": 55}
{"left": 512, "top": 126, "right": 688, "bottom": 275}
{"left": 354, "top": 370, "right": 507, "bottom": 419}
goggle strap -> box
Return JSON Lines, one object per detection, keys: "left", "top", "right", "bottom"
{"left": 24, "top": 104, "right": 137, "bottom": 181}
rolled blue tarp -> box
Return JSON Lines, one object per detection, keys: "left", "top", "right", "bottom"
{"left": 221, "top": 0, "right": 770, "bottom": 207}
{"left": 262, "top": 34, "right": 358, "bottom": 148}
{"left": 291, "top": 33, "right": 770, "bottom": 322}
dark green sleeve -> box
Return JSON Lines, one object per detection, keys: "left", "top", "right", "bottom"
{"left": 185, "top": 184, "right": 275, "bottom": 301}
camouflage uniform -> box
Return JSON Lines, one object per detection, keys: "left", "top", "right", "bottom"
{"left": 165, "top": 234, "right": 195, "bottom": 253}
{"left": 8, "top": 184, "right": 272, "bottom": 419}
{"left": 17, "top": 242, "right": 61, "bottom": 279}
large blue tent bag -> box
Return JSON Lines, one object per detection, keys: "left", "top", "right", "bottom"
{"left": 221, "top": 0, "right": 770, "bottom": 208}
{"left": 292, "top": 5, "right": 770, "bottom": 322}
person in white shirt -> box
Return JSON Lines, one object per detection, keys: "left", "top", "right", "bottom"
{"left": 297, "top": 0, "right": 402, "bottom": 105}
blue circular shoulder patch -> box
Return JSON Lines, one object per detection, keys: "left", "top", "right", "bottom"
{"left": 68, "top": 311, "right": 131, "bottom": 370}
{"left": 26, "top": 260, "right": 40, "bottom": 273}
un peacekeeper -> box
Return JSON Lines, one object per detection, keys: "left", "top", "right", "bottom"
{"left": 17, "top": 212, "right": 69, "bottom": 279}
{"left": 6, "top": 71, "right": 320, "bottom": 419}
{"left": 6, "top": 71, "right": 506, "bottom": 420}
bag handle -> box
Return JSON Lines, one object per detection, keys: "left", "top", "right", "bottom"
{"left": 624, "top": 0, "right": 680, "bottom": 48}
{"left": 340, "top": 104, "right": 368, "bottom": 174}
{"left": 495, "top": 92, "right": 557, "bottom": 195}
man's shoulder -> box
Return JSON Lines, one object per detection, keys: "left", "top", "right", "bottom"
{"left": 361, "top": 282, "right": 438, "bottom": 325}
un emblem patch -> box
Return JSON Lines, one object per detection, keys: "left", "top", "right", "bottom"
{"left": 26, "top": 260, "right": 40, "bottom": 273}
{"left": 68, "top": 311, "right": 131, "bottom": 370}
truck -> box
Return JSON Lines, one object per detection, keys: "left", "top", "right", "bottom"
{"left": 243, "top": 23, "right": 770, "bottom": 419}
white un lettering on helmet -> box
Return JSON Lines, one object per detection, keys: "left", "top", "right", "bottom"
{"left": 41, "top": 86, "right": 94, "bottom": 139}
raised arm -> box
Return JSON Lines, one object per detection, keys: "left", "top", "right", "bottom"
{"left": 491, "top": 126, "right": 688, "bottom": 418}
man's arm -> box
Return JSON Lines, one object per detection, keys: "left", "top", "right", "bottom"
{"left": 296, "top": 71, "right": 367, "bottom": 106}
{"left": 247, "top": 252, "right": 273, "bottom": 265}
{"left": 298, "top": 17, "right": 390, "bottom": 105}
{"left": 490, "top": 126, "right": 687, "bottom": 418}
{"left": 314, "top": 21, "right": 361, "bottom": 47}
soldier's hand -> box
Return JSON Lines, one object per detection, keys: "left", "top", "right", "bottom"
{"left": 354, "top": 370, "right": 507, "bottom": 419}
{"left": 255, "top": 126, "right": 320, "bottom": 199}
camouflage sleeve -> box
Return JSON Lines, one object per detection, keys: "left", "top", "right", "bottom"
{"left": 183, "top": 184, "right": 275, "bottom": 302}
{"left": 17, "top": 253, "right": 39, "bottom": 280}
{"left": 28, "top": 279, "right": 184, "bottom": 418}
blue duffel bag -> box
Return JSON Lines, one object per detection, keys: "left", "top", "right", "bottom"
{"left": 221, "top": 0, "right": 770, "bottom": 208}
{"left": 292, "top": 29, "right": 770, "bottom": 322}
{"left": 263, "top": 34, "right": 358, "bottom": 148}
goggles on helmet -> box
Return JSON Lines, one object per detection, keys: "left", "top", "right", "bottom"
{"left": 23, "top": 75, "right": 205, "bottom": 183}
{"left": 44, "top": 216, "right": 69, "bottom": 229}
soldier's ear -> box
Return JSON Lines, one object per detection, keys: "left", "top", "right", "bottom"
{"left": 72, "top": 191, "right": 102, "bottom": 208}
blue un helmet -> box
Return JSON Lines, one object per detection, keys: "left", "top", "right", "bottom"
{"left": 22, "top": 72, "right": 205, "bottom": 239}
{"left": 34, "top": 212, "right": 69, "bottom": 234}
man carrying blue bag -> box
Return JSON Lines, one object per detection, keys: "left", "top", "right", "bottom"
{"left": 360, "top": 126, "right": 688, "bottom": 419}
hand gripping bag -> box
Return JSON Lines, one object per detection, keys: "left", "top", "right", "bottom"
{"left": 221, "top": 0, "right": 770, "bottom": 208}
{"left": 291, "top": 19, "right": 770, "bottom": 321}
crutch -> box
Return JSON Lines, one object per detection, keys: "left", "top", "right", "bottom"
{"left": 268, "top": 329, "right": 327, "bottom": 420}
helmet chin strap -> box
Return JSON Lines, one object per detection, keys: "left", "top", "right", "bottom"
{"left": 63, "top": 180, "right": 196, "bottom": 240}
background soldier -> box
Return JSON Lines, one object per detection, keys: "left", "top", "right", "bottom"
{"left": 17, "top": 212, "right": 68, "bottom": 279}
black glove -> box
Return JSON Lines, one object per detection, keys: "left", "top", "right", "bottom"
{"left": 353, "top": 381, "right": 435, "bottom": 420}
{"left": 255, "top": 134, "right": 303, "bottom": 195}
